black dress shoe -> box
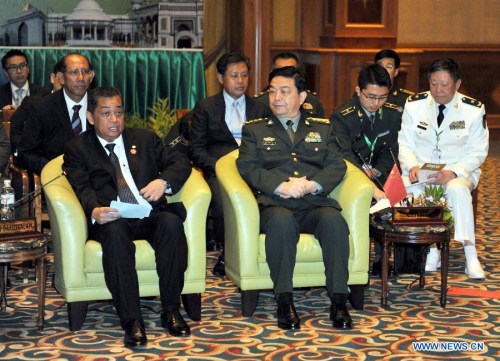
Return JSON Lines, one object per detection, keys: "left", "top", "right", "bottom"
{"left": 123, "top": 319, "right": 147, "bottom": 348}
{"left": 330, "top": 303, "right": 353, "bottom": 329}
{"left": 161, "top": 309, "right": 191, "bottom": 337}
{"left": 212, "top": 254, "right": 226, "bottom": 276}
{"left": 276, "top": 293, "right": 300, "bottom": 330}
{"left": 372, "top": 260, "right": 394, "bottom": 277}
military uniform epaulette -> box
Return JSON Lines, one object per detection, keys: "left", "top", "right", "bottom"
{"left": 383, "top": 102, "right": 399, "bottom": 110}
{"left": 253, "top": 90, "right": 268, "bottom": 98}
{"left": 245, "top": 117, "right": 268, "bottom": 125}
{"left": 461, "top": 96, "right": 483, "bottom": 108}
{"left": 340, "top": 105, "right": 356, "bottom": 116}
{"left": 306, "top": 117, "right": 330, "bottom": 125}
{"left": 306, "top": 89, "right": 318, "bottom": 96}
{"left": 408, "top": 92, "right": 428, "bottom": 102}
{"left": 398, "top": 88, "right": 414, "bottom": 96}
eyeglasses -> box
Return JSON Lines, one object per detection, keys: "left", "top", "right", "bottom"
{"left": 65, "top": 68, "right": 92, "bottom": 77}
{"left": 5, "top": 63, "right": 28, "bottom": 73}
{"left": 360, "top": 90, "right": 388, "bottom": 101}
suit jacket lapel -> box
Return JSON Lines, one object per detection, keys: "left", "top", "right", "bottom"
{"left": 122, "top": 129, "right": 142, "bottom": 181}
{"left": 53, "top": 90, "right": 72, "bottom": 132}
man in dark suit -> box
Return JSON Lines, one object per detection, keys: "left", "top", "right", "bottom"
{"left": 10, "top": 59, "right": 65, "bottom": 155}
{"left": 189, "top": 52, "right": 270, "bottom": 276}
{"left": 254, "top": 52, "right": 325, "bottom": 117}
{"left": 1, "top": 49, "right": 50, "bottom": 116}
{"left": 237, "top": 66, "right": 352, "bottom": 331}
{"left": 63, "top": 86, "right": 192, "bottom": 348}
{"left": 18, "top": 53, "right": 94, "bottom": 174}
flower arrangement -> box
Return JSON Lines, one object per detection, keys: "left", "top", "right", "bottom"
{"left": 412, "top": 185, "right": 454, "bottom": 224}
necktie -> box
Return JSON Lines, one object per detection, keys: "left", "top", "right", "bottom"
{"left": 437, "top": 104, "right": 446, "bottom": 128}
{"left": 105, "top": 143, "right": 138, "bottom": 204}
{"left": 286, "top": 120, "right": 295, "bottom": 142}
{"left": 369, "top": 114, "right": 375, "bottom": 131}
{"left": 231, "top": 101, "right": 243, "bottom": 145}
{"left": 72, "top": 104, "right": 82, "bottom": 136}
{"left": 14, "top": 88, "right": 24, "bottom": 106}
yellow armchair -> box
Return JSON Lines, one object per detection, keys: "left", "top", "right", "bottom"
{"left": 216, "top": 150, "right": 373, "bottom": 316}
{"left": 41, "top": 155, "right": 211, "bottom": 330}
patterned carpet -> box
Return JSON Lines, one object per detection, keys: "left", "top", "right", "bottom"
{"left": 1, "top": 142, "right": 499, "bottom": 360}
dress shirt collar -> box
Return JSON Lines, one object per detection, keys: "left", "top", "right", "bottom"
{"left": 63, "top": 89, "right": 88, "bottom": 132}
{"left": 277, "top": 113, "right": 301, "bottom": 132}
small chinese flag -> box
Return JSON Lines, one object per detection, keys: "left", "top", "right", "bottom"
{"left": 383, "top": 164, "right": 407, "bottom": 206}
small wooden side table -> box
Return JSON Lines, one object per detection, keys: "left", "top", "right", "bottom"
{"left": 369, "top": 216, "right": 451, "bottom": 309}
{"left": 0, "top": 237, "right": 47, "bottom": 330}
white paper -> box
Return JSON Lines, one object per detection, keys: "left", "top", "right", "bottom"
{"left": 417, "top": 163, "right": 446, "bottom": 184}
{"left": 110, "top": 201, "right": 151, "bottom": 219}
{"left": 370, "top": 198, "right": 391, "bottom": 214}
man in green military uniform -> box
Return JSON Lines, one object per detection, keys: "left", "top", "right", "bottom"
{"left": 331, "top": 64, "right": 417, "bottom": 276}
{"left": 237, "top": 66, "right": 352, "bottom": 331}
{"left": 374, "top": 49, "right": 414, "bottom": 112}
{"left": 254, "top": 52, "right": 325, "bottom": 117}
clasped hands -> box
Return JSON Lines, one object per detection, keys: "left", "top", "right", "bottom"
{"left": 277, "top": 176, "right": 318, "bottom": 199}
{"left": 409, "top": 166, "right": 457, "bottom": 185}
{"left": 91, "top": 179, "right": 167, "bottom": 224}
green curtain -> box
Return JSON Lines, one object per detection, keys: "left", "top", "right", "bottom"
{"left": 1, "top": 47, "right": 206, "bottom": 119}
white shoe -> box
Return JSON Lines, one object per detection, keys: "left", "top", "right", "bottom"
{"left": 425, "top": 248, "right": 441, "bottom": 272}
{"left": 464, "top": 245, "right": 485, "bottom": 279}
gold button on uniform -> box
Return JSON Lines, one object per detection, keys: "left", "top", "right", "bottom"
{"left": 293, "top": 158, "right": 298, "bottom": 162}
{"left": 293, "top": 171, "right": 299, "bottom": 176}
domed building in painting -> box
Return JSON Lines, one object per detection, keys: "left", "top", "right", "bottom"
{"left": 1, "top": 0, "right": 203, "bottom": 48}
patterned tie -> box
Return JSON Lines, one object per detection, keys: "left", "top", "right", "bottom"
{"left": 14, "top": 88, "right": 24, "bottom": 106}
{"left": 72, "top": 104, "right": 83, "bottom": 136}
{"left": 105, "top": 143, "right": 138, "bottom": 204}
{"left": 437, "top": 104, "right": 446, "bottom": 128}
{"left": 286, "top": 120, "right": 295, "bottom": 142}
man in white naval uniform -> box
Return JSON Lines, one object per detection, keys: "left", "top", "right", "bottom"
{"left": 398, "top": 58, "right": 488, "bottom": 279}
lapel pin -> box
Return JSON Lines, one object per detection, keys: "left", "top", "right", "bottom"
{"left": 130, "top": 145, "right": 137, "bottom": 154}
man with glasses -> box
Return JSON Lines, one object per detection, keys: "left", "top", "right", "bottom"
{"left": 1, "top": 49, "right": 50, "bottom": 116}
{"left": 18, "top": 53, "right": 95, "bottom": 174}
{"left": 331, "top": 64, "right": 402, "bottom": 278}
{"left": 331, "top": 64, "right": 401, "bottom": 200}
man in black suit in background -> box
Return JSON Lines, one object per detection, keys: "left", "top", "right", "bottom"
{"left": 189, "top": 52, "right": 270, "bottom": 276}
{"left": 237, "top": 66, "right": 352, "bottom": 331}
{"left": 63, "top": 87, "right": 192, "bottom": 348}
{"left": 18, "top": 53, "right": 94, "bottom": 174}
{"left": 1, "top": 49, "right": 50, "bottom": 116}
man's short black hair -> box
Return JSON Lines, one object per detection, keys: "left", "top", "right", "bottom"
{"left": 374, "top": 49, "right": 400, "bottom": 69}
{"left": 60, "top": 52, "right": 94, "bottom": 72}
{"left": 88, "top": 86, "right": 122, "bottom": 113}
{"left": 428, "top": 58, "right": 461, "bottom": 83}
{"left": 272, "top": 52, "right": 299, "bottom": 67}
{"left": 1, "top": 49, "right": 28, "bottom": 69}
{"left": 269, "top": 66, "right": 307, "bottom": 93}
{"left": 52, "top": 58, "right": 65, "bottom": 74}
{"left": 216, "top": 53, "right": 251, "bottom": 75}
{"left": 358, "top": 64, "right": 392, "bottom": 90}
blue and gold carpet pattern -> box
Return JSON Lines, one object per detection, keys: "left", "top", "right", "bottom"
{"left": 1, "top": 142, "right": 499, "bottom": 360}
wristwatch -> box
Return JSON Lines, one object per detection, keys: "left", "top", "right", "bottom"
{"left": 160, "top": 179, "right": 170, "bottom": 191}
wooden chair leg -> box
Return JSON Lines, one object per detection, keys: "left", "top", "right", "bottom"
{"left": 67, "top": 301, "right": 88, "bottom": 331}
{"left": 241, "top": 290, "right": 259, "bottom": 317}
{"left": 181, "top": 293, "right": 201, "bottom": 321}
{"left": 348, "top": 284, "right": 365, "bottom": 310}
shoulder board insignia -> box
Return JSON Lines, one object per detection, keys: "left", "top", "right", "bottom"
{"left": 306, "top": 117, "right": 330, "bottom": 125}
{"left": 306, "top": 89, "right": 318, "bottom": 96}
{"left": 399, "top": 88, "right": 414, "bottom": 95}
{"left": 383, "top": 102, "right": 399, "bottom": 110}
{"left": 245, "top": 118, "right": 268, "bottom": 125}
{"left": 462, "top": 96, "right": 482, "bottom": 108}
{"left": 340, "top": 106, "right": 356, "bottom": 116}
{"left": 408, "top": 92, "right": 428, "bottom": 102}
{"left": 168, "top": 136, "right": 181, "bottom": 148}
{"left": 253, "top": 90, "right": 268, "bottom": 98}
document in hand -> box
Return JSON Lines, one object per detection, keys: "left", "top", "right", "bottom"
{"left": 110, "top": 201, "right": 151, "bottom": 219}
{"left": 418, "top": 163, "right": 446, "bottom": 184}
